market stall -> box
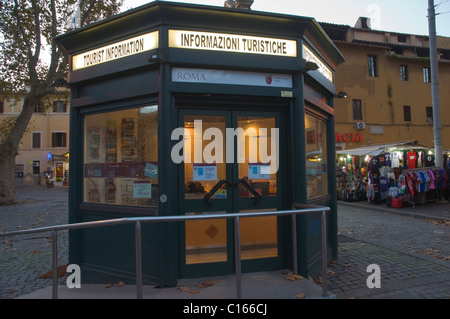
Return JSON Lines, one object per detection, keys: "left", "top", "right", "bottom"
{"left": 336, "top": 140, "right": 449, "bottom": 207}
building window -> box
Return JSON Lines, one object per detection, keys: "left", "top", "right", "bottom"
{"left": 403, "top": 106, "right": 411, "bottom": 122}
{"left": 53, "top": 101, "right": 67, "bottom": 113}
{"left": 352, "top": 99, "right": 363, "bottom": 121}
{"left": 32, "top": 161, "right": 40, "bottom": 175}
{"left": 0, "top": 101, "right": 3, "bottom": 113}
{"left": 305, "top": 112, "right": 328, "bottom": 200}
{"left": 426, "top": 106, "right": 433, "bottom": 122}
{"left": 368, "top": 55, "right": 378, "bottom": 77}
{"left": 83, "top": 105, "right": 159, "bottom": 207}
{"left": 398, "top": 34, "right": 407, "bottom": 43}
{"left": 52, "top": 132, "right": 67, "bottom": 147}
{"left": 423, "top": 67, "right": 431, "bottom": 83}
{"left": 400, "top": 65, "right": 408, "bottom": 81}
{"left": 34, "top": 102, "right": 43, "bottom": 113}
{"left": 32, "top": 132, "right": 41, "bottom": 149}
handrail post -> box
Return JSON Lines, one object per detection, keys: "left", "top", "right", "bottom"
{"left": 234, "top": 216, "right": 242, "bottom": 299}
{"left": 321, "top": 210, "right": 328, "bottom": 297}
{"left": 292, "top": 214, "right": 298, "bottom": 274}
{"left": 51, "top": 229, "right": 58, "bottom": 299}
{"left": 135, "top": 221, "right": 143, "bottom": 299}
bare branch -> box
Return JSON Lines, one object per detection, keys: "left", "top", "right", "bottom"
{"left": 45, "top": 0, "right": 61, "bottom": 86}
{"left": 12, "top": 0, "right": 34, "bottom": 68}
{"left": 30, "top": 0, "right": 42, "bottom": 70}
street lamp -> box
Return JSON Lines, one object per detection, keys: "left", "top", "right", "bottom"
{"left": 336, "top": 91, "right": 348, "bottom": 99}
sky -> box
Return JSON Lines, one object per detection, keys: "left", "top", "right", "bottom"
{"left": 121, "top": 0, "right": 450, "bottom": 37}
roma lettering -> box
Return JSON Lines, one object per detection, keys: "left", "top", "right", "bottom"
{"left": 176, "top": 72, "right": 207, "bottom": 81}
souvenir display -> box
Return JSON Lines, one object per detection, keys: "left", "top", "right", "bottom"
{"left": 337, "top": 146, "right": 450, "bottom": 206}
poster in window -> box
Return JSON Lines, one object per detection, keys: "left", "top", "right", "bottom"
{"left": 133, "top": 181, "right": 152, "bottom": 198}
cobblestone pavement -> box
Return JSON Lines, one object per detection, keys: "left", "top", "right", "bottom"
{"left": 328, "top": 202, "right": 450, "bottom": 299}
{"left": 1, "top": 185, "right": 449, "bottom": 299}
{"left": 0, "top": 186, "right": 69, "bottom": 299}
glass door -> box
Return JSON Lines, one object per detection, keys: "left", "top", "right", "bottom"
{"left": 182, "top": 112, "right": 232, "bottom": 270}
{"left": 179, "top": 109, "right": 283, "bottom": 278}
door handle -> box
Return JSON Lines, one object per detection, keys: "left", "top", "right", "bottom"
{"left": 235, "top": 179, "right": 262, "bottom": 205}
{"left": 203, "top": 179, "right": 231, "bottom": 207}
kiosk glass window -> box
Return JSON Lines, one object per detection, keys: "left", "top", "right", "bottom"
{"left": 305, "top": 113, "right": 328, "bottom": 200}
{"left": 83, "top": 105, "right": 158, "bottom": 207}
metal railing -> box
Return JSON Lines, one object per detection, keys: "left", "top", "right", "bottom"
{"left": 1, "top": 203, "right": 330, "bottom": 299}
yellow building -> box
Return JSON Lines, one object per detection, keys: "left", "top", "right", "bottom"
{"left": 321, "top": 18, "right": 450, "bottom": 154}
{"left": 0, "top": 90, "right": 70, "bottom": 186}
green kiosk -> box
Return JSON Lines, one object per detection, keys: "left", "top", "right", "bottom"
{"left": 56, "top": 1, "right": 345, "bottom": 287}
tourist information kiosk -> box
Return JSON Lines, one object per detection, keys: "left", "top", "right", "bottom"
{"left": 56, "top": 1, "right": 345, "bottom": 287}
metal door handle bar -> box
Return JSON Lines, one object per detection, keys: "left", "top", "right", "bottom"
{"left": 235, "top": 178, "right": 262, "bottom": 205}
{"left": 203, "top": 179, "right": 231, "bottom": 207}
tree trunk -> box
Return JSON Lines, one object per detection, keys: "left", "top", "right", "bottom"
{"left": 0, "top": 142, "right": 18, "bottom": 205}
{"left": 0, "top": 94, "right": 42, "bottom": 205}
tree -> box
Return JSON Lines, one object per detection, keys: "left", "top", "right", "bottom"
{"left": 0, "top": 0, "right": 123, "bottom": 205}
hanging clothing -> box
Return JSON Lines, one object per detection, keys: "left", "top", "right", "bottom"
{"left": 379, "top": 174, "right": 389, "bottom": 193}
{"left": 427, "top": 170, "right": 436, "bottom": 190}
{"left": 384, "top": 152, "right": 392, "bottom": 167}
{"left": 406, "top": 150, "right": 417, "bottom": 169}
{"left": 418, "top": 171, "right": 428, "bottom": 192}
{"left": 405, "top": 173, "right": 415, "bottom": 195}
{"left": 369, "top": 156, "right": 380, "bottom": 174}
{"left": 425, "top": 154, "right": 435, "bottom": 167}
{"left": 391, "top": 151, "right": 401, "bottom": 168}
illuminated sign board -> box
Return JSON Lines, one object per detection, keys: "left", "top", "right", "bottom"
{"left": 72, "top": 31, "right": 159, "bottom": 70}
{"left": 303, "top": 44, "right": 334, "bottom": 83}
{"left": 169, "top": 30, "right": 297, "bottom": 57}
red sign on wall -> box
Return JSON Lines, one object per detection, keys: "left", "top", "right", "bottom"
{"left": 335, "top": 132, "right": 362, "bottom": 142}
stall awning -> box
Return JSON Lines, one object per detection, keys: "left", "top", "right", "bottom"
{"left": 336, "top": 140, "right": 427, "bottom": 157}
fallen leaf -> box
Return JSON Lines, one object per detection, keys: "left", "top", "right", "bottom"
{"left": 105, "top": 284, "right": 113, "bottom": 288}
{"left": 33, "top": 249, "right": 39, "bottom": 254}
{"left": 115, "top": 281, "right": 126, "bottom": 287}
{"left": 38, "top": 265, "right": 68, "bottom": 279}
{"left": 294, "top": 293, "right": 305, "bottom": 298}
{"left": 196, "top": 281, "right": 214, "bottom": 288}
{"left": 286, "top": 273, "right": 304, "bottom": 281}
